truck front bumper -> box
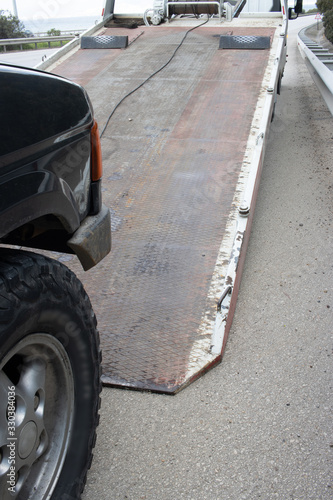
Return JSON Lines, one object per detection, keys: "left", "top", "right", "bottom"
{"left": 67, "top": 204, "right": 111, "bottom": 271}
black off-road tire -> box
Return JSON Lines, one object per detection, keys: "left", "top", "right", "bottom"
{"left": 0, "top": 249, "right": 101, "bottom": 499}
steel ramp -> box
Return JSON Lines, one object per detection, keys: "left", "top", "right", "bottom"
{"left": 53, "top": 23, "right": 280, "bottom": 393}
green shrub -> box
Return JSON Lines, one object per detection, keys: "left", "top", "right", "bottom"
{"left": 0, "top": 9, "right": 25, "bottom": 38}
{"left": 47, "top": 28, "right": 61, "bottom": 36}
{"left": 323, "top": 8, "right": 333, "bottom": 42}
{"left": 317, "top": 0, "right": 332, "bottom": 13}
{"left": 317, "top": 0, "right": 333, "bottom": 44}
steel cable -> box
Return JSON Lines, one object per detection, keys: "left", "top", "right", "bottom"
{"left": 100, "top": 16, "right": 209, "bottom": 138}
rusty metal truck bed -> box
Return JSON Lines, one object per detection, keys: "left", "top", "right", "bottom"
{"left": 50, "top": 14, "right": 287, "bottom": 393}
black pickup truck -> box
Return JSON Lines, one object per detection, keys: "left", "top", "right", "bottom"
{"left": 0, "top": 63, "right": 111, "bottom": 499}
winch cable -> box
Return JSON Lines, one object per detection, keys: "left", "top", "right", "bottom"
{"left": 100, "top": 15, "right": 210, "bottom": 138}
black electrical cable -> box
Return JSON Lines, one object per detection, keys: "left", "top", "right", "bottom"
{"left": 100, "top": 16, "right": 209, "bottom": 138}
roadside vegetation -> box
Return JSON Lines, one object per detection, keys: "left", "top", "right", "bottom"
{"left": 20, "top": 40, "right": 69, "bottom": 51}
{"left": 47, "top": 28, "right": 61, "bottom": 36}
{"left": 305, "top": 7, "right": 321, "bottom": 13}
{"left": 317, "top": 0, "right": 333, "bottom": 43}
{"left": 0, "top": 9, "right": 25, "bottom": 39}
{"left": 0, "top": 10, "right": 68, "bottom": 52}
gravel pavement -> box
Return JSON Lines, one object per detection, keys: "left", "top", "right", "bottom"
{"left": 82, "top": 15, "right": 333, "bottom": 500}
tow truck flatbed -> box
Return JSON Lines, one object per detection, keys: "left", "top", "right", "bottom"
{"left": 49, "top": 11, "right": 287, "bottom": 393}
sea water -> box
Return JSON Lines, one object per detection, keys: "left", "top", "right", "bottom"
{"left": 22, "top": 16, "right": 102, "bottom": 35}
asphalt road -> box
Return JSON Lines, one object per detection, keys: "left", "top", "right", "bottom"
{"left": 82, "top": 15, "right": 332, "bottom": 500}
{"left": 0, "top": 48, "right": 58, "bottom": 68}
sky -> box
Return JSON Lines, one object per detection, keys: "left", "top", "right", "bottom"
{"left": 0, "top": 0, "right": 317, "bottom": 20}
{"left": 0, "top": 0, "right": 151, "bottom": 19}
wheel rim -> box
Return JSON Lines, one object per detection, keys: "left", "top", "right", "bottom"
{"left": 0, "top": 334, "right": 74, "bottom": 499}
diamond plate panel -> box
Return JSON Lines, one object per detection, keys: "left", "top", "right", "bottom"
{"left": 81, "top": 35, "right": 128, "bottom": 49}
{"left": 219, "top": 35, "right": 271, "bottom": 50}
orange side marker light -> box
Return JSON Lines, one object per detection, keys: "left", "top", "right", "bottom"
{"left": 91, "top": 120, "right": 103, "bottom": 182}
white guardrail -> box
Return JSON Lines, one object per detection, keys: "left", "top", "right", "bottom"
{"left": 298, "top": 24, "right": 333, "bottom": 115}
{"left": 0, "top": 35, "right": 76, "bottom": 52}
{"left": 0, "top": 17, "right": 113, "bottom": 71}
